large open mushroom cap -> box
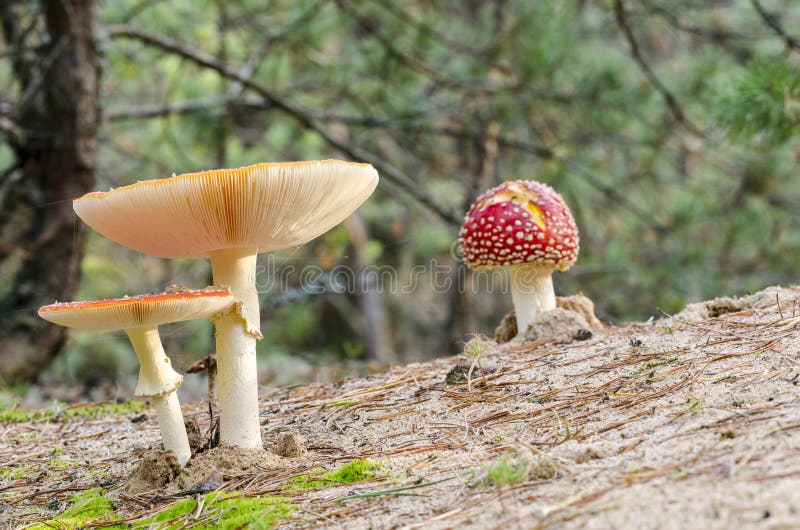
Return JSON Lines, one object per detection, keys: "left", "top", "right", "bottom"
{"left": 458, "top": 180, "right": 579, "bottom": 271}
{"left": 38, "top": 289, "right": 235, "bottom": 331}
{"left": 73, "top": 160, "right": 379, "bottom": 259}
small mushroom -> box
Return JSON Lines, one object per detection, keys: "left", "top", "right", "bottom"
{"left": 186, "top": 354, "right": 217, "bottom": 403}
{"left": 38, "top": 288, "right": 235, "bottom": 465}
{"left": 459, "top": 180, "right": 579, "bottom": 337}
{"left": 73, "top": 160, "right": 378, "bottom": 448}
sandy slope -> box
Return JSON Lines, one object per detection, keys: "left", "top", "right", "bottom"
{"left": 1, "top": 286, "right": 799, "bottom": 529}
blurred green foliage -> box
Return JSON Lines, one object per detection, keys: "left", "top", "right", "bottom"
{"left": 711, "top": 57, "right": 800, "bottom": 143}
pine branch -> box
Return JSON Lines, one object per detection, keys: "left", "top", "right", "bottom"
{"left": 710, "top": 57, "right": 800, "bottom": 144}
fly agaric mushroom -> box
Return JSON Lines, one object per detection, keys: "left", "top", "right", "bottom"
{"left": 38, "top": 289, "right": 235, "bottom": 465}
{"left": 72, "top": 160, "right": 378, "bottom": 448}
{"left": 459, "top": 180, "right": 579, "bottom": 336}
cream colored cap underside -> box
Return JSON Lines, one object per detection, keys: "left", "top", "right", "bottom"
{"left": 38, "top": 292, "right": 235, "bottom": 331}
{"left": 73, "top": 160, "right": 380, "bottom": 259}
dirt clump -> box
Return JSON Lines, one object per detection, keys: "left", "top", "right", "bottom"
{"left": 274, "top": 432, "right": 305, "bottom": 458}
{"left": 185, "top": 417, "right": 205, "bottom": 455}
{"left": 126, "top": 445, "right": 285, "bottom": 494}
{"left": 494, "top": 311, "right": 517, "bottom": 344}
{"left": 673, "top": 297, "right": 744, "bottom": 321}
{"left": 494, "top": 294, "right": 601, "bottom": 343}
{"left": 670, "top": 285, "right": 791, "bottom": 322}
{"left": 172, "top": 446, "right": 284, "bottom": 493}
{"left": 528, "top": 455, "right": 559, "bottom": 481}
{"left": 572, "top": 446, "right": 603, "bottom": 464}
{"left": 444, "top": 362, "right": 489, "bottom": 385}
{"left": 556, "top": 294, "right": 603, "bottom": 328}
{"left": 445, "top": 363, "right": 471, "bottom": 385}
{"left": 126, "top": 450, "right": 181, "bottom": 493}
{"left": 522, "top": 308, "right": 590, "bottom": 342}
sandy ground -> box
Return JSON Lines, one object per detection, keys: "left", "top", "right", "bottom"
{"left": 1, "top": 286, "right": 799, "bottom": 529}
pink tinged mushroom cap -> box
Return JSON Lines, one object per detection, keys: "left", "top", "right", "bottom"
{"left": 73, "top": 160, "right": 379, "bottom": 259}
{"left": 39, "top": 289, "right": 235, "bottom": 398}
{"left": 458, "top": 180, "right": 579, "bottom": 271}
{"left": 37, "top": 289, "right": 235, "bottom": 331}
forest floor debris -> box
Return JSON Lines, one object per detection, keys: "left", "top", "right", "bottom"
{"left": 2, "top": 285, "right": 800, "bottom": 528}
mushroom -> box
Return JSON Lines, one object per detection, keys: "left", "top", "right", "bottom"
{"left": 186, "top": 354, "right": 217, "bottom": 403}
{"left": 37, "top": 288, "right": 235, "bottom": 465}
{"left": 72, "top": 160, "right": 378, "bottom": 448}
{"left": 458, "top": 180, "right": 579, "bottom": 337}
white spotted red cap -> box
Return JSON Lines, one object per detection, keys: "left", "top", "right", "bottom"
{"left": 458, "top": 180, "right": 579, "bottom": 271}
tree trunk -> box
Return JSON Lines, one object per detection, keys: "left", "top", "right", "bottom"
{"left": 442, "top": 120, "right": 499, "bottom": 354}
{"left": 344, "top": 214, "right": 395, "bottom": 365}
{"left": 0, "top": 0, "right": 100, "bottom": 383}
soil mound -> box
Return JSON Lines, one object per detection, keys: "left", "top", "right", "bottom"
{"left": 126, "top": 450, "right": 181, "bottom": 493}
{"left": 495, "top": 294, "right": 602, "bottom": 343}
{"left": 670, "top": 285, "right": 793, "bottom": 322}
{"left": 175, "top": 446, "right": 284, "bottom": 493}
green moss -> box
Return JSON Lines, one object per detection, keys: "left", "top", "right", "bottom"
{"left": 30, "top": 490, "right": 293, "bottom": 530}
{"left": 483, "top": 453, "right": 529, "bottom": 486}
{"left": 321, "top": 400, "right": 359, "bottom": 409}
{"left": 683, "top": 396, "right": 705, "bottom": 416}
{"left": 626, "top": 466, "right": 656, "bottom": 475}
{"left": 61, "top": 400, "right": 146, "bottom": 419}
{"left": 0, "top": 400, "right": 145, "bottom": 424}
{"left": 30, "top": 488, "right": 126, "bottom": 530}
{"left": 150, "top": 498, "right": 197, "bottom": 523}
{"left": 329, "top": 459, "right": 381, "bottom": 483}
{"left": 631, "top": 356, "right": 678, "bottom": 375}
{"left": 62, "top": 488, "right": 114, "bottom": 518}
{"left": 289, "top": 459, "right": 381, "bottom": 489}
{"left": 50, "top": 458, "right": 78, "bottom": 470}
{"left": 145, "top": 493, "right": 294, "bottom": 529}
{"left": 0, "top": 409, "right": 40, "bottom": 423}
{"left": 0, "top": 467, "right": 25, "bottom": 481}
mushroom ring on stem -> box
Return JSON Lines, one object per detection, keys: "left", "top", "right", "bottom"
{"left": 458, "top": 180, "right": 579, "bottom": 336}
{"left": 38, "top": 289, "right": 235, "bottom": 466}
{"left": 73, "top": 160, "right": 379, "bottom": 448}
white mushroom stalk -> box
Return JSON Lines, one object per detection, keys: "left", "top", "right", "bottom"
{"left": 209, "top": 248, "right": 262, "bottom": 448}
{"left": 127, "top": 326, "right": 191, "bottom": 466}
{"left": 37, "top": 289, "right": 235, "bottom": 466}
{"left": 508, "top": 264, "right": 556, "bottom": 335}
{"left": 72, "top": 160, "right": 379, "bottom": 448}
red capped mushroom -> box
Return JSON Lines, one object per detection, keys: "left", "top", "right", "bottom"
{"left": 459, "top": 180, "right": 579, "bottom": 336}
{"left": 38, "top": 288, "right": 235, "bottom": 466}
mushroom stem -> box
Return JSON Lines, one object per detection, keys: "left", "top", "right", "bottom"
{"left": 126, "top": 327, "right": 191, "bottom": 466}
{"left": 508, "top": 264, "right": 556, "bottom": 336}
{"left": 152, "top": 392, "right": 191, "bottom": 466}
{"left": 208, "top": 365, "right": 217, "bottom": 403}
{"left": 209, "top": 247, "right": 263, "bottom": 449}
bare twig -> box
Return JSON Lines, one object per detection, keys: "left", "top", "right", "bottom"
{"left": 106, "top": 95, "right": 242, "bottom": 121}
{"left": 107, "top": 25, "right": 461, "bottom": 225}
{"left": 750, "top": 0, "right": 800, "bottom": 53}
{"left": 613, "top": 0, "right": 703, "bottom": 135}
